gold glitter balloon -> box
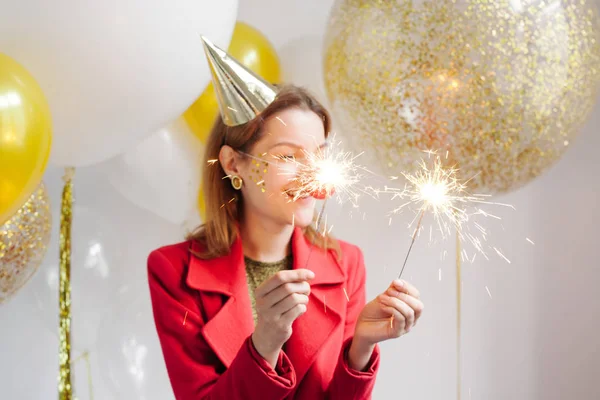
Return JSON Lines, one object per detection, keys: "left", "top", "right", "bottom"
{"left": 0, "top": 183, "right": 51, "bottom": 303}
{"left": 324, "top": 0, "right": 600, "bottom": 194}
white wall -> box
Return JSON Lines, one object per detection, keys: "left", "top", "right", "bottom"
{"left": 1, "top": 1, "right": 599, "bottom": 399}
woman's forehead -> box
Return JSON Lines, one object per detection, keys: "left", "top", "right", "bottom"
{"left": 259, "top": 108, "right": 325, "bottom": 149}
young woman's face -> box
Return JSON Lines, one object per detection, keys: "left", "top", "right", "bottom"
{"left": 230, "top": 107, "right": 326, "bottom": 228}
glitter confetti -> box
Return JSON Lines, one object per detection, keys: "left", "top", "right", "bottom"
{"left": 0, "top": 183, "right": 51, "bottom": 303}
{"left": 324, "top": 0, "right": 600, "bottom": 194}
{"left": 248, "top": 158, "right": 269, "bottom": 193}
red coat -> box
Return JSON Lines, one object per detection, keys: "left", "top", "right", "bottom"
{"left": 147, "top": 227, "right": 380, "bottom": 399}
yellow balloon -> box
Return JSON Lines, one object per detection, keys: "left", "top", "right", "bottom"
{"left": 183, "top": 21, "right": 281, "bottom": 142}
{"left": 197, "top": 182, "right": 206, "bottom": 221}
{"left": 0, "top": 53, "right": 52, "bottom": 224}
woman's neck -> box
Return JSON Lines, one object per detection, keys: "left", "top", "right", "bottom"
{"left": 239, "top": 212, "right": 294, "bottom": 262}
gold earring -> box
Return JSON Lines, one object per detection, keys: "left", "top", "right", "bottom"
{"left": 230, "top": 175, "right": 243, "bottom": 190}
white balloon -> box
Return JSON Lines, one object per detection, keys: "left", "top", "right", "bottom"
{"left": 25, "top": 166, "right": 185, "bottom": 353}
{"left": 100, "top": 117, "right": 204, "bottom": 225}
{"left": 96, "top": 283, "right": 174, "bottom": 400}
{"left": 0, "top": 0, "right": 238, "bottom": 166}
{"left": 31, "top": 204, "right": 125, "bottom": 351}
{"left": 279, "top": 35, "right": 329, "bottom": 106}
{"left": 279, "top": 35, "right": 345, "bottom": 149}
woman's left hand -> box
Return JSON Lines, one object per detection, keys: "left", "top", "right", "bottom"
{"left": 354, "top": 279, "right": 424, "bottom": 347}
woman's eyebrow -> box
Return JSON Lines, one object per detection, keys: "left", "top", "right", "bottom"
{"left": 268, "top": 141, "right": 329, "bottom": 150}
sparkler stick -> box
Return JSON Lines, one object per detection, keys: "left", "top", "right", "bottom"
{"left": 398, "top": 209, "right": 425, "bottom": 279}
{"left": 303, "top": 197, "right": 329, "bottom": 270}
{"left": 315, "top": 200, "right": 327, "bottom": 232}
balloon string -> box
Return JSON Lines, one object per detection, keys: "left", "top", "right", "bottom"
{"left": 71, "top": 351, "right": 94, "bottom": 400}
{"left": 456, "top": 227, "right": 462, "bottom": 400}
{"left": 58, "top": 167, "right": 75, "bottom": 400}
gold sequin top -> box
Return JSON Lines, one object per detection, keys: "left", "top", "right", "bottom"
{"left": 244, "top": 255, "right": 293, "bottom": 326}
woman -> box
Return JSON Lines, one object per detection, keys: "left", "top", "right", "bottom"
{"left": 147, "top": 37, "right": 424, "bottom": 400}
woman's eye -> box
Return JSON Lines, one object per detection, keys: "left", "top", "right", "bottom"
{"left": 276, "top": 154, "right": 296, "bottom": 161}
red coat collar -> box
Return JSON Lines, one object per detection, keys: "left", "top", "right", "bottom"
{"left": 186, "top": 227, "right": 346, "bottom": 382}
{"left": 186, "top": 227, "right": 345, "bottom": 291}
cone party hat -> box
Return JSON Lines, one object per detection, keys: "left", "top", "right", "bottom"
{"left": 200, "top": 35, "right": 278, "bottom": 126}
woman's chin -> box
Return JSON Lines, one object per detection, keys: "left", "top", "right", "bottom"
{"left": 288, "top": 209, "right": 314, "bottom": 228}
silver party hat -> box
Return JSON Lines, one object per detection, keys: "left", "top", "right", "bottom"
{"left": 201, "top": 35, "right": 278, "bottom": 126}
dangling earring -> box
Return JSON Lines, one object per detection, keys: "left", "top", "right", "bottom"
{"left": 230, "top": 175, "right": 243, "bottom": 190}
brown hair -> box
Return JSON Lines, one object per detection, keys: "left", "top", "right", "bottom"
{"left": 187, "top": 84, "right": 340, "bottom": 259}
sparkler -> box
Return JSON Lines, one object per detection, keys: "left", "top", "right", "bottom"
{"left": 387, "top": 150, "right": 514, "bottom": 278}
{"left": 281, "top": 134, "right": 377, "bottom": 209}
{"left": 280, "top": 134, "right": 376, "bottom": 269}
{"left": 217, "top": 134, "right": 377, "bottom": 249}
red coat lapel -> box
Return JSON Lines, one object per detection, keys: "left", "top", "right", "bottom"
{"left": 285, "top": 227, "right": 346, "bottom": 383}
{"left": 186, "top": 235, "right": 255, "bottom": 368}
{"left": 185, "top": 227, "right": 347, "bottom": 379}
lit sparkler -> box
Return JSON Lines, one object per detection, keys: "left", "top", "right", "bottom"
{"left": 281, "top": 134, "right": 378, "bottom": 210}
{"left": 387, "top": 150, "right": 514, "bottom": 278}
{"left": 279, "top": 134, "right": 380, "bottom": 269}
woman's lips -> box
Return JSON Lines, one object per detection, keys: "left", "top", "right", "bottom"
{"left": 285, "top": 191, "right": 312, "bottom": 203}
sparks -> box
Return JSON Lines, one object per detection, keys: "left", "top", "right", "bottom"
{"left": 280, "top": 134, "right": 377, "bottom": 207}
{"left": 493, "top": 247, "right": 511, "bottom": 264}
{"left": 237, "top": 133, "right": 378, "bottom": 210}
{"left": 343, "top": 287, "right": 350, "bottom": 302}
{"left": 387, "top": 150, "right": 515, "bottom": 276}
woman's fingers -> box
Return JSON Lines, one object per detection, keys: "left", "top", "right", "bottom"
{"left": 271, "top": 292, "right": 310, "bottom": 315}
{"left": 255, "top": 269, "right": 314, "bottom": 298}
{"left": 386, "top": 287, "right": 424, "bottom": 322}
{"left": 391, "top": 279, "right": 420, "bottom": 299}
{"left": 380, "top": 305, "right": 406, "bottom": 337}
{"left": 261, "top": 280, "right": 311, "bottom": 307}
{"left": 380, "top": 294, "right": 415, "bottom": 331}
{"left": 280, "top": 303, "right": 308, "bottom": 325}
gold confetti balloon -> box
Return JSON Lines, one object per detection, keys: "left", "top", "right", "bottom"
{"left": 324, "top": 0, "right": 600, "bottom": 194}
{"left": 0, "top": 183, "right": 51, "bottom": 303}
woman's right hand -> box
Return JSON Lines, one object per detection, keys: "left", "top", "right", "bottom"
{"left": 251, "top": 269, "right": 315, "bottom": 368}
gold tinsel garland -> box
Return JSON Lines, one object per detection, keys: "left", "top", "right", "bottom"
{"left": 58, "top": 167, "right": 74, "bottom": 400}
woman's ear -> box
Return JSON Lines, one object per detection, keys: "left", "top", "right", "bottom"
{"left": 219, "top": 145, "right": 241, "bottom": 176}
